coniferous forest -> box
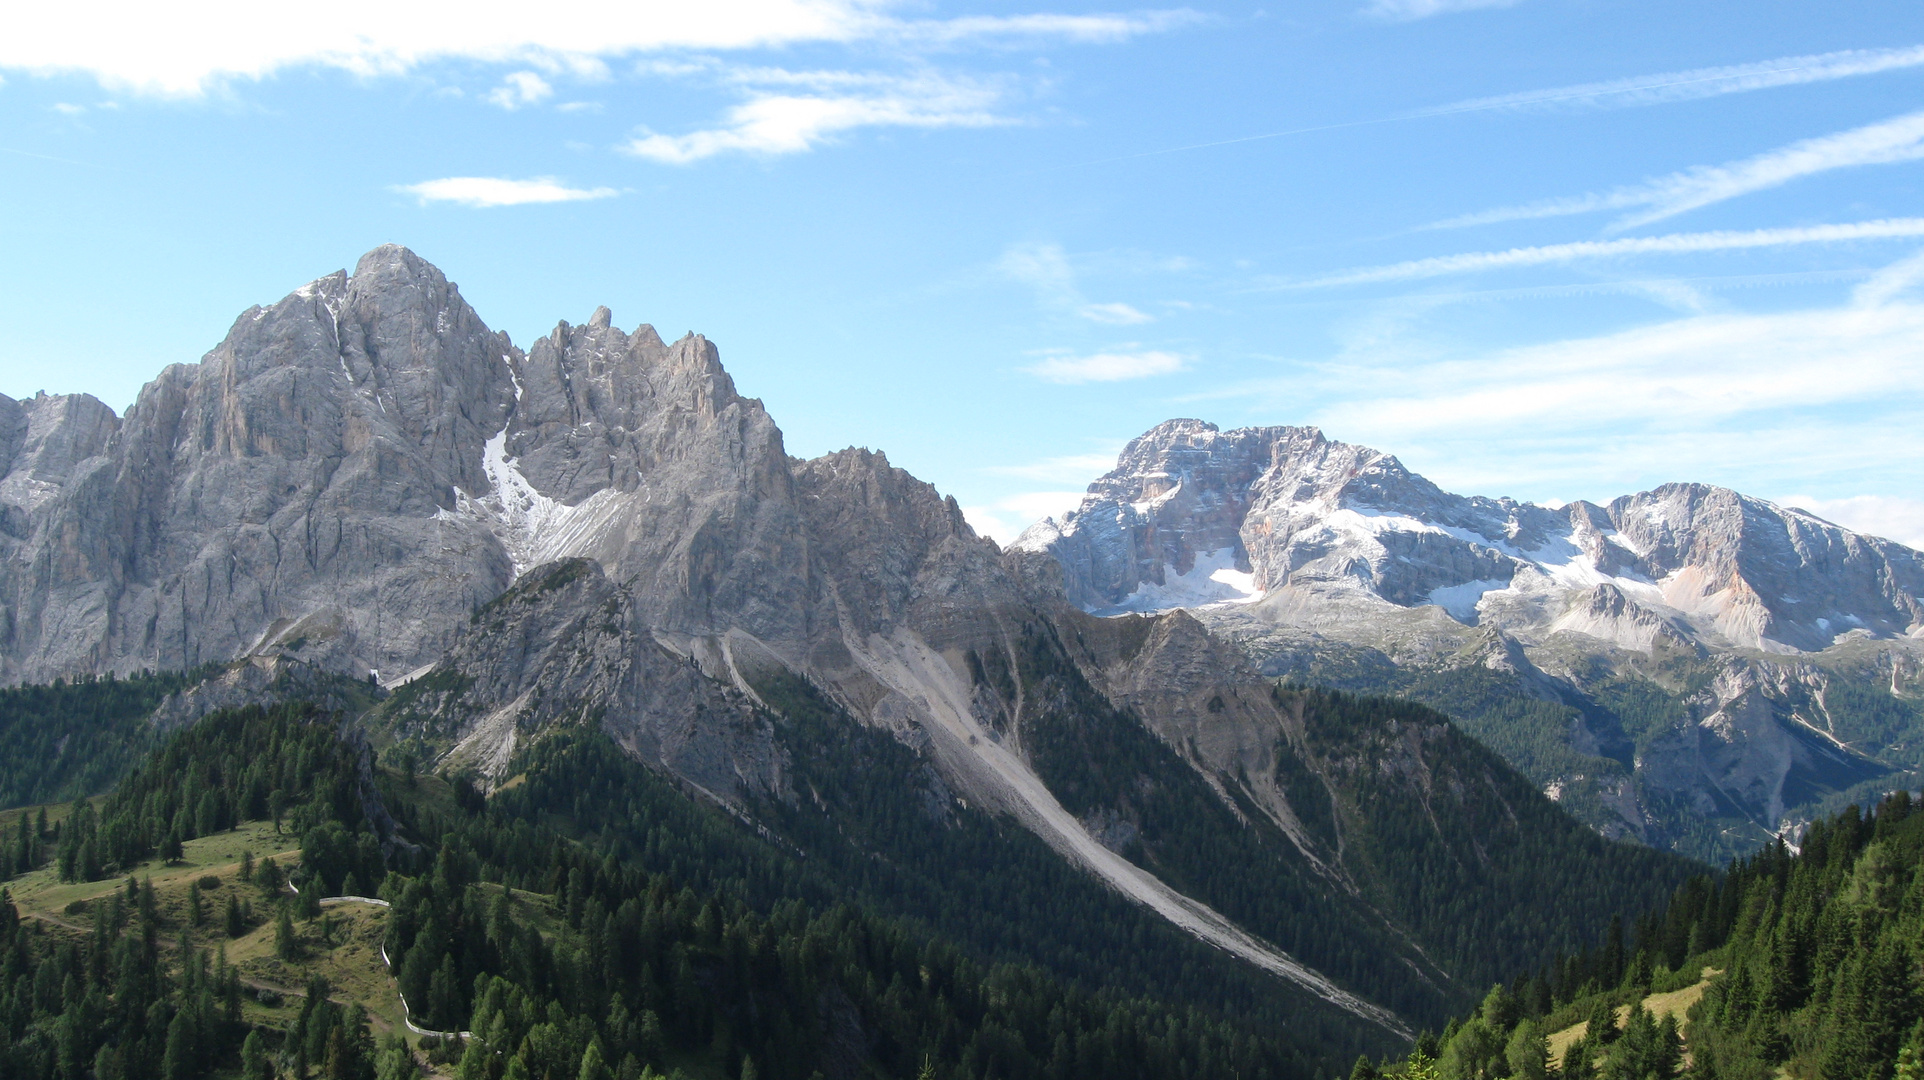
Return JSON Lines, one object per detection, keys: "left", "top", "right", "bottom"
{"left": 1382, "top": 791, "right": 1924, "bottom": 1080}
{"left": 0, "top": 700, "right": 1353, "bottom": 1079}
{"left": 0, "top": 668, "right": 1919, "bottom": 1080}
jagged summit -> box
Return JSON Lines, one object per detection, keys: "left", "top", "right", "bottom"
{"left": 1022, "top": 419, "right": 1924, "bottom": 655}
{"left": 0, "top": 245, "right": 809, "bottom": 684}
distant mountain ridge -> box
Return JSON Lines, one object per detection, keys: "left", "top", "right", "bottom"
{"left": 1017, "top": 419, "right": 1924, "bottom": 860}
{"left": 1016, "top": 418, "right": 1924, "bottom": 654}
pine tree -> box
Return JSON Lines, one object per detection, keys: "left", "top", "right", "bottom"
{"left": 1586, "top": 997, "right": 1620, "bottom": 1046}
{"left": 378, "top": 1034, "right": 417, "bottom": 1080}
{"left": 1561, "top": 1041, "right": 1596, "bottom": 1080}
{"left": 580, "top": 1039, "right": 611, "bottom": 1080}
{"left": 188, "top": 878, "right": 204, "bottom": 927}
{"left": 162, "top": 1010, "right": 194, "bottom": 1080}
{"left": 277, "top": 902, "right": 300, "bottom": 959}
{"left": 227, "top": 891, "right": 245, "bottom": 938}
{"left": 242, "top": 1030, "right": 272, "bottom": 1080}
{"left": 258, "top": 854, "right": 283, "bottom": 896}
{"left": 1505, "top": 1018, "right": 1548, "bottom": 1080}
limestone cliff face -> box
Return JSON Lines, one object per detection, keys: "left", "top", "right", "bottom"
{"left": 374, "top": 558, "right": 783, "bottom": 803}
{"left": 0, "top": 246, "right": 1052, "bottom": 804}
{"left": 0, "top": 246, "right": 520, "bottom": 683}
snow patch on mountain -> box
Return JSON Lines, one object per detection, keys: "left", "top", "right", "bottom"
{"left": 1428, "top": 579, "right": 1507, "bottom": 622}
{"left": 442, "top": 429, "right": 628, "bottom": 577}
{"left": 1104, "top": 549, "right": 1265, "bottom": 614}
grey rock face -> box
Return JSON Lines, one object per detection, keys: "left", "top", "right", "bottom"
{"left": 0, "top": 246, "right": 524, "bottom": 684}
{"left": 0, "top": 245, "right": 1039, "bottom": 759}
{"left": 1021, "top": 419, "right": 1924, "bottom": 654}
{"left": 375, "top": 558, "right": 782, "bottom": 802}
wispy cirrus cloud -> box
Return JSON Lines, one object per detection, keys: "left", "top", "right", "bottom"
{"left": 881, "top": 10, "right": 1201, "bottom": 48}
{"left": 1770, "top": 495, "right": 1924, "bottom": 550}
{"left": 1023, "top": 348, "right": 1189, "bottom": 383}
{"left": 1366, "top": 0, "right": 1519, "bottom": 22}
{"left": 0, "top": 2, "right": 1192, "bottom": 97}
{"left": 996, "top": 242, "right": 1162, "bottom": 325}
{"left": 623, "top": 68, "right": 1009, "bottom": 163}
{"left": 983, "top": 451, "right": 1123, "bottom": 483}
{"left": 1434, "top": 110, "right": 1924, "bottom": 231}
{"left": 1284, "top": 218, "right": 1924, "bottom": 287}
{"left": 1078, "top": 302, "right": 1155, "bottom": 325}
{"left": 395, "top": 176, "right": 617, "bottom": 208}
{"left": 1243, "top": 251, "right": 1924, "bottom": 507}
{"left": 1418, "top": 44, "right": 1924, "bottom": 117}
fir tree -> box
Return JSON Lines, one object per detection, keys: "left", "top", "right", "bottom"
{"left": 277, "top": 901, "right": 300, "bottom": 960}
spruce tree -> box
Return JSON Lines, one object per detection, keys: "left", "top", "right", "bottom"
{"left": 242, "top": 1030, "right": 271, "bottom": 1080}
{"left": 277, "top": 902, "right": 300, "bottom": 959}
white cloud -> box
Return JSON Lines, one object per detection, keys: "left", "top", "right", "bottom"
{"left": 1024, "top": 349, "right": 1189, "bottom": 383}
{"left": 1772, "top": 495, "right": 1924, "bottom": 550}
{"left": 1367, "top": 0, "right": 1518, "bottom": 21}
{"left": 1078, "top": 302, "right": 1154, "bottom": 325}
{"left": 983, "top": 451, "right": 1122, "bottom": 483}
{"left": 1435, "top": 110, "right": 1924, "bottom": 231}
{"left": 884, "top": 11, "right": 1201, "bottom": 48}
{"left": 960, "top": 490, "right": 1089, "bottom": 546}
{"left": 998, "top": 242, "right": 1079, "bottom": 304}
{"left": 0, "top": 2, "right": 1188, "bottom": 98}
{"left": 395, "top": 176, "right": 618, "bottom": 207}
{"left": 1854, "top": 247, "right": 1924, "bottom": 307}
{"left": 1280, "top": 259, "right": 1924, "bottom": 503}
{"left": 623, "top": 68, "right": 1007, "bottom": 162}
{"left": 996, "top": 242, "right": 1161, "bottom": 323}
{"left": 51, "top": 102, "right": 86, "bottom": 115}
{"left": 484, "top": 70, "right": 553, "bottom": 109}
{"left": 1292, "top": 218, "right": 1924, "bottom": 287}
{"left": 1321, "top": 305, "right": 1924, "bottom": 432}
{"left": 1420, "top": 44, "right": 1924, "bottom": 117}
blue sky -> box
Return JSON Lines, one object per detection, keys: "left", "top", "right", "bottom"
{"left": 3, "top": 0, "right": 1923, "bottom": 545}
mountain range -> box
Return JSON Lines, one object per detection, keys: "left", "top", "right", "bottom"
{"left": 5, "top": 246, "right": 1919, "bottom": 1064}
{"left": 1015, "top": 419, "right": 1924, "bottom": 860}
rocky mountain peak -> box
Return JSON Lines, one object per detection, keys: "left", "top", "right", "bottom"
{"left": 1026, "top": 418, "right": 1924, "bottom": 655}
